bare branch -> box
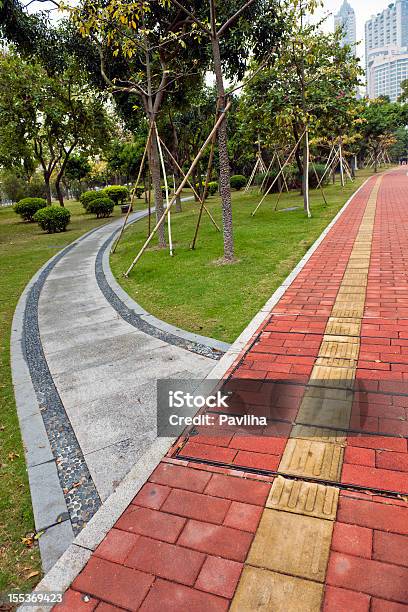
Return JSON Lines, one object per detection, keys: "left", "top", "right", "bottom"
{"left": 217, "top": 0, "right": 257, "bottom": 37}
{"left": 167, "top": 0, "right": 211, "bottom": 36}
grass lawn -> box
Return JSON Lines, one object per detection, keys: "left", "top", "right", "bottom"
{"left": 0, "top": 201, "right": 123, "bottom": 595}
{"left": 111, "top": 168, "right": 384, "bottom": 344}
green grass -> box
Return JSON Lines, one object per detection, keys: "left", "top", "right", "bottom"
{"left": 111, "top": 169, "right": 383, "bottom": 344}
{"left": 0, "top": 201, "right": 123, "bottom": 595}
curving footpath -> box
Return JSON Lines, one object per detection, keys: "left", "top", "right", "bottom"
{"left": 19, "top": 170, "right": 408, "bottom": 611}
{"left": 12, "top": 206, "right": 228, "bottom": 573}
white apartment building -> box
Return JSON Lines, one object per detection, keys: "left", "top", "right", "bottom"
{"left": 365, "top": 0, "right": 408, "bottom": 101}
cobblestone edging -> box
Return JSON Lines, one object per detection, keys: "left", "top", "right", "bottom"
{"left": 96, "top": 222, "right": 231, "bottom": 361}
{"left": 23, "top": 241, "right": 102, "bottom": 534}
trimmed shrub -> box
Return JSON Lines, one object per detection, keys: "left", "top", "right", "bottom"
{"left": 230, "top": 175, "right": 247, "bottom": 190}
{"left": 103, "top": 185, "right": 129, "bottom": 205}
{"left": 80, "top": 190, "right": 102, "bottom": 212}
{"left": 87, "top": 197, "right": 114, "bottom": 218}
{"left": 14, "top": 197, "right": 47, "bottom": 222}
{"left": 207, "top": 181, "right": 218, "bottom": 196}
{"left": 33, "top": 206, "right": 71, "bottom": 233}
{"left": 135, "top": 185, "right": 145, "bottom": 198}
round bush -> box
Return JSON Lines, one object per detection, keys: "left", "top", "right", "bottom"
{"left": 33, "top": 206, "right": 71, "bottom": 233}
{"left": 230, "top": 175, "right": 247, "bottom": 190}
{"left": 135, "top": 185, "right": 145, "bottom": 199}
{"left": 14, "top": 197, "right": 47, "bottom": 222}
{"left": 80, "top": 190, "right": 102, "bottom": 212}
{"left": 103, "top": 185, "right": 129, "bottom": 205}
{"left": 207, "top": 181, "right": 218, "bottom": 196}
{"left": 87, "top": 197, "right": 114, "bottom": 218}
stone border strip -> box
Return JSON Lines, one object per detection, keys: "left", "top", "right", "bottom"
{"left": 21, "top": 178, "right": 373, "bottom": 610}
{"left": 96, "top": 218, "right": 230, "bottom": 360}
{"left": 11, "top": 227, "right": 104, "bottom": 573}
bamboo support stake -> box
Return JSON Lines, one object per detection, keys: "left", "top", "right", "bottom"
{"left": 123, "top": 101, "right": 232, "bottom": 277}
{"left": 316, "top": 146, "right": 341, "bottom": 189}
{"left": 251, "top": 130, "right": 306, "bottom": 217}
{"left": 111, "top": 125, "right": 153, "bottom": 254}
{"left": 276, "top": 151, "right": 289, "bottom": 192}
{"left": 259, "top": 154, "right": 274, "bottom": 194}
{"left": 159, "top": 137, "right": 220, "bottom": 231}
{"left": 155, "top": 123, "right": 173, "bottom": 256}
{"left": 311, "top": 159, "right": 328, "bottom": 206}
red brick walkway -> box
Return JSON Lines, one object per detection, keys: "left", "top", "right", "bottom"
{"left": 55, "top": 169, "right": 408, "bottom": 611}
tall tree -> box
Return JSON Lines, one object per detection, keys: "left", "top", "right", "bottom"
{"left": 238, "top": 6, "right": 361, "bottom": 212}
{"left": 166, "top": 0, "right": 284, "bottom": 259}
{"left": 69, "top": 0, "right": 208, "bottom": 247}
{"left": 0, "top": 51, "right": 112, "bottom": 204}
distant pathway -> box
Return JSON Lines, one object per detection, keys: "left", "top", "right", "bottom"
{"left": 47, "top": 168, "right": 408, "bottom": 611}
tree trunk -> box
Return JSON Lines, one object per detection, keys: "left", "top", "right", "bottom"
{"left": 210, "top": 0, "right": 234, "bottom": 261}
{"left": 302, "top": 130, "right": 311, "bottom": 218}
{"left": 44, "top": 172, "right": 52, "bottom": 205}
{"left": 55, "top": 177, "right": 65, "bottom": 206}
{"left": 149, "top": 131, "right": 166, "bottom": 247}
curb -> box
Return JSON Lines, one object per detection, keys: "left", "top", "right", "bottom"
{"left": 99, "top": 220, "right": 230, "bottom": 358}
{"left": 20, "top": 176, "right": 376, "bottom": 611}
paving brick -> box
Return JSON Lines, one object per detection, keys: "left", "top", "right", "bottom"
{"left": 376, "top": 450, "right": 408, "bottom": 473}
{"left": 337, "top": 496, "right": 408, "bottom": 535}
{"left": 131, "top": 482, "right": 171, "bottom": 510}
{"left": 181, "top": 441, "right": 237, "bottom": 463}
{"left": 139, "top": 579, "right": 229, "bottom": 611}
{"left": 124, "top": 536, "right": 204, "bottom": 585}
{"left": 178, "top": 519, "right": 253, "bottom": 561}
{"left": 348, "top": 436, "right": 407, "bottom": 452}
{"left": 94, "top": 529, "right": 139, "bottom": 564}
{"left": 342, "top": 463, "right": 408, "bottom": 492}
{"left": 54, "top": 589, "right": 99, "bottom": 611}
{"left": 322, "top": 585, "right": 370, "bottom": 612}
{"left": 161, "top": 489, "right": 230, "bottom": 524}
{"left": 327, "top": 551, "right": 408, "bottom": 602}
{"left": 115, "top": 506, "right": 185, "bottom": 543}
{"left": 204, "top": 473, "right": 270, "bottom": 505}
{"left": 344, "top": 446, "right": 375, "bottom": 467}
{"left": 373, "top": 531, "right": 408, "bottom": 567}
{"left": 96, "top": 604, "right": 126, "bottom": 612}
{"left": 228, "top": 435, "right": 286, "bottom": 455}
{"left": 72, "top": 557, "right": 154, "bottom": 611}
{"left": 371, "top": 599, "right": 408, "bottom": 612}
{"left": 223, "top": 501, "right": 263, "bottom": 532}
{"left": 331, "top": 522, "right": 373, "bottom": 559}
{"left": 149, "top": 463, "right": 212, "bottom": 492}
{"left": 233, "top": 450, "right": 280, "bottom": 471}
{"left": 195, "top": 556, "right": 243, "bottom": 598}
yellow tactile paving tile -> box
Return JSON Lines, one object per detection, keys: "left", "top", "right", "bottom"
{"left": 319, "top": 339, "right": 360, "bottom": 360}
{"left": 295, "top": 394, "right": 352, "bottom": 429}
{"left": 231, "top": 566, "right": 324, "bottom": 612}
{"left": 279, "top": 438, "right": 344, "bottom": 481}
{"left": 325, "top": 317, "right": 361, "bottom": 336}
{"left": 247, "top": 509, "right": 334, "bottom": 582}
{"left": 290, "top": 424, "right": 346, "bottom": 444}
{"left": 266, "top": 476, "right": 339, "bottom": 520}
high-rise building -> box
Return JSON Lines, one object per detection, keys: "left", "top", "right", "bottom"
{"left": 365, "top": 0, "right": 408, "bottom": 101}
{"left": 334, "top": 0, "right": 357, "bottom": 54}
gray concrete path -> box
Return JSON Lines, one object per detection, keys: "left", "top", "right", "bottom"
{"left": 38, "top": 212, "right": 213, "bottom": 502}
